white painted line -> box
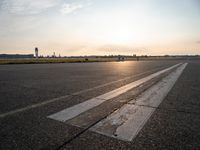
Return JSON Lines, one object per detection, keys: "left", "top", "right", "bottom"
{"left": 0, "top": 64, "right": 169, "bottom": 118}
{"left": 48, "top": 63, "right": 181, "bottom": 122}
{"left": 48, "top": 98, "right": 104, "bottom": 122}
{"left": 132, "top": 63, "right": 187, "bottom": 107}
{"left": 91, "top": 63, "right": 187, "bottom": 141}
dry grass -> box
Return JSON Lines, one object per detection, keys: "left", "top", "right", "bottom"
{"left": 0, "top": 58, "right": 119, "bottom": 65}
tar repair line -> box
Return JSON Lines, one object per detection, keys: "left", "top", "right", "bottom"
{"left": 48, "top": 63, "right": 181, "bottom": 122}
{"left": 0, "top": 64, "right": 172, "bottom": 118}
{"left": 91, "top": 63, "right": 187, "bottom": 141}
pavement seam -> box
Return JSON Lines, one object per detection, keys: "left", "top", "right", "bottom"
{"left": 55, "top": 111, "right": 111, "bottom": 150}
{"left": 54, "top": 64, "right": 183, "bottom": 149}
{"left": 134, "top": 104, "right": 200, "bottom": 115}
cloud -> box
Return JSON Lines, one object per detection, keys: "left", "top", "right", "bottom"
{"left": 197, "top": 41, "right": 200, "bottom": 44}
{"left": 60, "top": 3, "right": 83, "bottom": 15}
{"left": 0, "top": 0, "right": 59, "bottom": 15}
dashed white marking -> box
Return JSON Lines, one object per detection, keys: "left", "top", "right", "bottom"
{"left": 91, "top": 63, "right": 187, "bottom": 141}
{"left": 48, "top": 63, "right": 181, "bottom": 122}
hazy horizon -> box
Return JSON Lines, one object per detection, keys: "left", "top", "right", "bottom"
{"left": 0, "top": 0, "right": 200, "bottom": 56}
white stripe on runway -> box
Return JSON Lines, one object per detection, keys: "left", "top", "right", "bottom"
{"left": 48, "top": 63, "right": 181, "bottom": 122}
{"left": 91, "top": 63, "right": 187, "bottom": 141}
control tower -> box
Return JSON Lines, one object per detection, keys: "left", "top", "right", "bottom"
{"left": 35, "top": 47, "right": 38, "bottom": 58}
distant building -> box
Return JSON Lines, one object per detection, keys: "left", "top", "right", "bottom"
{"left": 0, "top": 54, "right": 34, "bottom": 59}
{"left": 53, "top": 52, "right": 56, "bottom": 58}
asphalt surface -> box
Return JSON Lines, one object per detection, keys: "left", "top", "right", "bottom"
{"left": 0, "top": 60, "right": 200, "bottom": 150}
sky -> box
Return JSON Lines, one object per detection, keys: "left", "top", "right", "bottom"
{"left": 0, "top": 0, "right": 200, "bottom": 56}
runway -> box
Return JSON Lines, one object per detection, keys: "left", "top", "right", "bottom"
{"left": 0, "top": 61, "right": 200, "bottom": 150}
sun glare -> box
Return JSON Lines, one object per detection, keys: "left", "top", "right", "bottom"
{"left": 99, "top": 13, "right": 135, "bottom": 45}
